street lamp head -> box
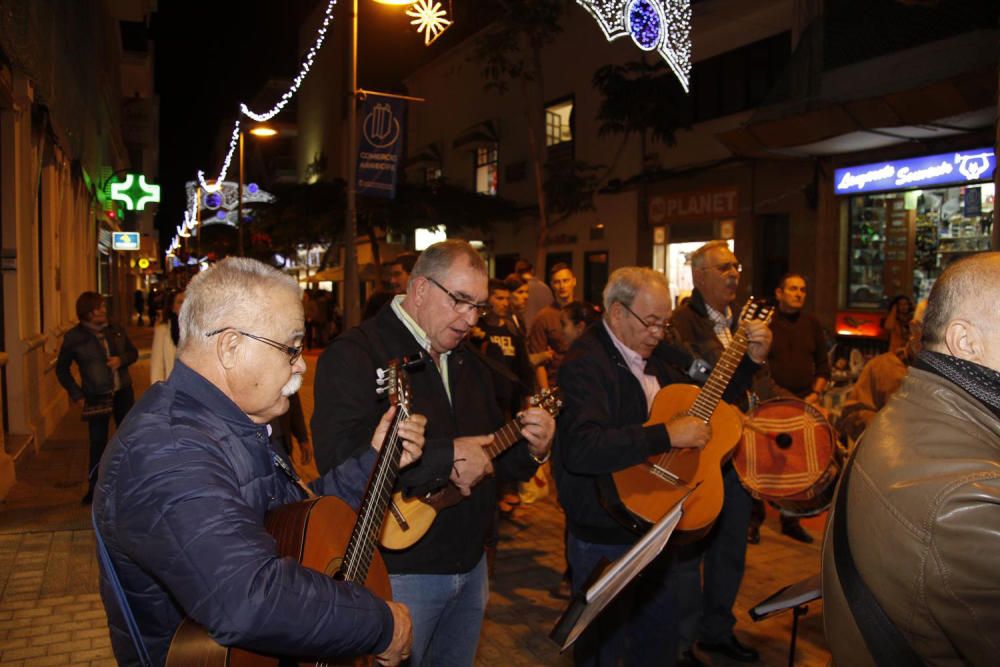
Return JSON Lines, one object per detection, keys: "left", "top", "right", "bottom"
{"left": 249, "top": 125, "right": 278, "bottom": 137}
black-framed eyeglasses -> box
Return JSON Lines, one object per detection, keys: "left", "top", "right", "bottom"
{"left": 427, "top": 277, "right": 489, "bottom": 318}
{"left": 622, "top": 303, "right": 670, "bottom": 336}
{"left": 205, "top": 328, "right": 304, "bottom": 366}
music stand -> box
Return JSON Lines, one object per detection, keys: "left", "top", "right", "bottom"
{"left": 549, "top": 499, "right": 686, "bottom": 652}
{"left": 749, "top": 573, "right": 821, "bottom": 667}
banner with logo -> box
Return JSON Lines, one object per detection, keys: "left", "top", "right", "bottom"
{"left": 357, "top": 93, "right": 406, "bottom": 199}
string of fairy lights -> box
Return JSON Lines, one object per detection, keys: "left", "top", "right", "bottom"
{"left": 166, "top": 0, "right": 690, "bottom": 261}
{"left": 167, "top": 0, "right": 339, "bottom": 259}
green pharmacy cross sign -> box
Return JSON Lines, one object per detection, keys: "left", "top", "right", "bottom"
{"left": 110, "top": 174, "right": 161, "bottom": 211}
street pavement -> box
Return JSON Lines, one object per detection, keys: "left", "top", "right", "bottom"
{"left": 0, "top": 332, "right": 831, "bottom": 666}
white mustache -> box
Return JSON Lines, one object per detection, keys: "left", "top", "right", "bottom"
{"left": 281, "top": 374, "right": 303, "bottom": 397}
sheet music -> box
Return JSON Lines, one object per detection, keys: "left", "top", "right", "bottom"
{"left": 559, "top": 501, "right": 685, "bottom": 650}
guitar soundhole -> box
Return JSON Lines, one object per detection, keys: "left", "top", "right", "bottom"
{"left": 325, "top": 556, "right": 344, "bottom": 578}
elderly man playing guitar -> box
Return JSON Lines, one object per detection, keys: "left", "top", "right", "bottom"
{"left": 552, "top": 266, "right": 767, "bottom": 666}
{"left": 92, "top": 258, "right": 427, "bottom": 667}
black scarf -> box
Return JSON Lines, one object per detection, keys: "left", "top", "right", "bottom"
{"left": 169, "top": 314, "right": 181, "bottom": 347}
{"left": 913, "top": 350, "right": 1000, "bottom": 421}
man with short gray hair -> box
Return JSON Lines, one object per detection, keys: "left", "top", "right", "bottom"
{"left": 314, "top": 239, "right": 555, "bottom": 666}
{"left": 823, "top": 252, "right": 1000, "bottom": 666}
{"left": 669, "top": 240, "right": 774, "bottom": 664}
{"left": 554, "top": 265, "right": 763, "bottom": 665}
{"left": 93, "top": 257, "right": 426, "bottom": 666}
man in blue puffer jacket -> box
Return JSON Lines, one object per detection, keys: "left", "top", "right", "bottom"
{"left": 93, "top": 257, "right": 426, "bottom": 666}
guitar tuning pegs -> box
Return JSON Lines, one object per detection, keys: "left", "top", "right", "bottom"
{"left": 375, "top": 385, "right": 388, "bottom": 395}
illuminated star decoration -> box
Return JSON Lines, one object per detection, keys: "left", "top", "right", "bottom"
{"left": 576, "top": 0, "right": 692, "bottom": 91}
{"left": 406, "top": 0, "right": 453, "bottom": 46}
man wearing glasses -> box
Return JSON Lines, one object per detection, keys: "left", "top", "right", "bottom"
{"left": 92, "top": 257, "right": 427, "bottom": 666}
{"left": 668, "top": 240, "right": 776, "bottom": 666}
{"left": 313, "top": 239, "right": 555, "bottom": 666}
{"left": 555, "top": 266, "right": 761, "bottom": 665}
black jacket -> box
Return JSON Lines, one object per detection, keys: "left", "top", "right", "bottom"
{"left": 554, "top": 321, "right": 759, "bottom": 545}
{"left": 312, "top": 302, "right": 539, "bottom": 574}
{"left": 56, "top": 323, "right": 138, "bottom": 401}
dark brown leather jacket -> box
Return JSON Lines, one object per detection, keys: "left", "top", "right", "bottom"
{"left": 822, "top": 367, "right": 1000, "bottom": 666}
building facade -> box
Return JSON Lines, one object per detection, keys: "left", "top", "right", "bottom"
{"left": 0, "top": 0, "right": 158, "bottom": 499}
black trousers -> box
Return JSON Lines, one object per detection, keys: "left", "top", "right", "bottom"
{"left": 86, "top": 387, "right": 135, "bottom": 488}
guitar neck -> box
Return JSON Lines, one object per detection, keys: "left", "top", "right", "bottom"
{"left": 483, "top": 418, "right": 523, "bottom": 460}
{"left": 687, "top": 329, "right": 750, "bottom": 422}
{"left": 340, "top": 408, "right": 409, "bottom": 582}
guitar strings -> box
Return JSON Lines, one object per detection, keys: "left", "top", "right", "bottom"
{"left": 343, "top": 405, "right": 409, "bottom": 582}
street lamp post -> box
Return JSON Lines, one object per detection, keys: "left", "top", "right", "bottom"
{"left": 238, "top": 123, "right": 278, "bottom": 257}
{"left": 343, "top": 0, "right": 360, "bottom": 327}
{"left": 238, "top": 129, "right": 245, "bottom": 256}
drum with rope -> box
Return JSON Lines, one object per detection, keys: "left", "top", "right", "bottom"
{"left": 734, "top": 398, "right": 843, "bottom": 517}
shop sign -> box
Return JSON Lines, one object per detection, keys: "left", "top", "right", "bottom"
{"left": 112, "top": 232, "right": 140, "bottom": 251}
{"left": 834, "top": 147, "right": 995, "bottom": 195}
{"left": 649, "top": 187, "right": 739, "bottom": 224}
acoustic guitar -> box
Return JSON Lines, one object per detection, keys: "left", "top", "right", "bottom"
{"left": 379, "top": 388, "right": 562, "bottom": 551}
{"left": 607, "top": 299, "right": 773, "bottom": 537}
{"left": 166, "top": 356, "right": 417, "bottom": 667}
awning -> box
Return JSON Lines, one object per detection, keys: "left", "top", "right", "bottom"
{"left": 405, "top": 142, "right": 442, "bottom": 168}
{"left": 452, "top": 121, "right": 499, "bottom": 149}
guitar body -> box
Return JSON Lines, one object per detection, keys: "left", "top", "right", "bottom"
{"left": 166, "top": 496, "right": 390, "bottom": 667}
{"left": 611, "top": 384, "right": 744, "bottom": 535}
{"left": 380, "top": 490, "right": 443, "bottom": 551}
{"left": 380, "top": 389, "right": 563, "bottom": 551}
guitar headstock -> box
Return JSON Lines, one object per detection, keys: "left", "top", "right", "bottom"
{"left": 376, "top": 358, "right": 414, "bottom": 416}
{"left": 738, "top": 297, "right": 774, "bottom": 327}
{"left": 529, "top": 387, "right": 563, "bottom": 418}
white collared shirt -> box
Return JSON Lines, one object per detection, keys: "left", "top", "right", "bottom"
{"left": 604, "top": 320, "right": 661, "bottom": 412}
{"left": 390, "top": 295, "right": 452, "bottom": 404}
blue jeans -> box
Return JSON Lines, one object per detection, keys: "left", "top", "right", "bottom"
{"left": 389, "top": 555, "right": 488, "bottom": 666}
{"left": 669, "top": 463, "right": 753, "bottom": 647}
{"left": 566, "top": 533, "right": 678, "bottom": 666}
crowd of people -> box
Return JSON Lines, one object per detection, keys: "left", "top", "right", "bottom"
{"left": 60, "top": 240, "right": 999, "bottom": 666}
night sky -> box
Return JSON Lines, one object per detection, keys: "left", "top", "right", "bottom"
{"left": 152, "top": 0, "right": 482, "bottom": 252}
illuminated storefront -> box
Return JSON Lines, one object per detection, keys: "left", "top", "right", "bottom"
{"left": 835, "top": 147, "right": 995, "bottom": 308}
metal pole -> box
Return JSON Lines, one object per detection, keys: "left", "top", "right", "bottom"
{"left": 343, "top": 0, "right": 360, "bottom": 328}
{"left": 238, "top": 129, "right": 245, "bottom": 256}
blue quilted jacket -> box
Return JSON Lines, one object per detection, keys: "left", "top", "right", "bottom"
{"left": 93, "top": 361, "right": 393, "bottom": 666}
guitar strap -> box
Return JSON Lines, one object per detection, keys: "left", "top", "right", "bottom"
{"left": 832, "top": 446, "right": 922, "bottom": 666}
{"left": 91, "top": 508, "right": 153, "bottom": 667}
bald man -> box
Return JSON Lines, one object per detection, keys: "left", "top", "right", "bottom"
{"left": 822, "top": 252, "right": 1000, "bottom": 666}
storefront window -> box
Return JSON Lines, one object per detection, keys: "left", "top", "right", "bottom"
{"left": 847, "top": 183, "right": 994, "bottom": 307}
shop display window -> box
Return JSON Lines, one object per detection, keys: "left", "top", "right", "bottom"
{"left": 847, "top": 183, "right": 994, "bottom": 308}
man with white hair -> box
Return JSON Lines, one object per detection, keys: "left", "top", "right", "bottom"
{"left": 552, "top": 266, "right": 766, "bottom": 666}
{"left": 92, "top": 257, "right": 426, "bottom": 667}
{"left": 313, "top": 239, "right": 555, "bottom": 666}
{"left": 668, "top": 240, "right": 775, "bottom": 665}
{"left": 823, "top": 252, "right": 1000, "bottom": 666}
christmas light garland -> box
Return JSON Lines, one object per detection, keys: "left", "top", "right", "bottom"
{"left": 174, "top": 0, "right": 338, "bottom": 254}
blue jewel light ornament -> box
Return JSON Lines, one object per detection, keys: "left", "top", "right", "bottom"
{"left": 576, "top": 0, "right": 691, "bottom": 91}
{"left": 628, "top": 0, "right": 662, "bottom": 51}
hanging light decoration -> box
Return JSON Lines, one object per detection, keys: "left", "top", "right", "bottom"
{"left": 406, "top": 0, "right": 453, "bottom": 45}
{"left": 576, "top": 0, "right": 692, "bottom": 91}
